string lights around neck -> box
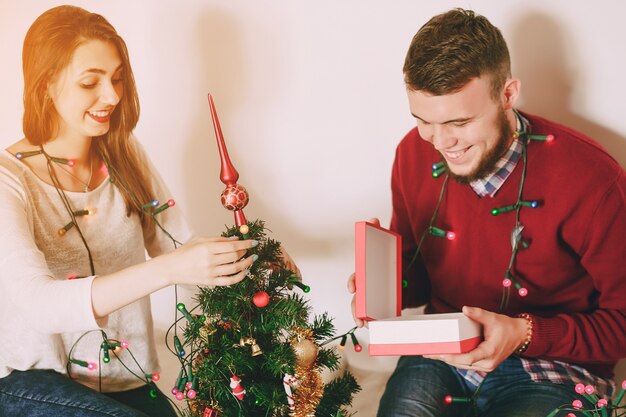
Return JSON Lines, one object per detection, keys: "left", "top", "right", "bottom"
{"left": 403, "top": 128, "right": 555, "bottom": 310}
{"left": 13, "top": 145, "right": 183, "bottom": 407}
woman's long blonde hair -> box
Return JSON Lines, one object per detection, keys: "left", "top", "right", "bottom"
{"left": 23, "top": 5, "right": 153, "bottom": 226}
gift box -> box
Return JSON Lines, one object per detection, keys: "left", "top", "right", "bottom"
{"left": 354, "top": 221, "right": 482, "bottom": 356}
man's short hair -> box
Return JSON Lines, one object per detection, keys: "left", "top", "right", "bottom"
{"left": 403, "top": 8, "right": 511, "bottom": 99}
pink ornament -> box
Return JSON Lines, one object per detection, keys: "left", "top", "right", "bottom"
{"left": 253, "top": 291, "right": 270, "bottom": 308}
{"left": 230, "top": 374, "right": 246, "bottom": 400}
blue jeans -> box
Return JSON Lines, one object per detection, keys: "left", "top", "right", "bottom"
{"left": 0, "top": 369, "right": 178, "bottom": 417}
{"left": 377, "top": 356, "right": 591, "bottom": 417}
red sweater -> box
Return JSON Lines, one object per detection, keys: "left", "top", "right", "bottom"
{"left": 391, "top": 112, "right": 626, "bottom": 378}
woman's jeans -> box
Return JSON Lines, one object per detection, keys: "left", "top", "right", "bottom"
{"left": 0, "top": 369, "right": 178, "bottom": 417}
{"left": 377, "top": 356, "right": 592, "bottom": 417}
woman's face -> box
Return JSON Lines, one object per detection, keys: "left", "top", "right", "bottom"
{"left": 47, "top": 39, "right": 124, "bottom": 141}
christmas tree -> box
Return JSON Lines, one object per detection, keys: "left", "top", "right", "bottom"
{"left": 166, "top": 95, "right": 360, "bottom": 416}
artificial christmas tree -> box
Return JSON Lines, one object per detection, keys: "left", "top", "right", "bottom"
{"left": 166, "top": 95, "right": 360, "bottom": 416}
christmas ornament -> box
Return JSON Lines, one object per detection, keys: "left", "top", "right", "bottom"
{"left": 291, "top": 328, "right": 324, "bottom": 416}
{"left": 208, "top": 94, "right": 248, "bottom": 227}
{"left": 283, "top": 373, "right": 297, "bottom": 411}
{"left": 253, "top": 291, "right": 270, "bottom": 308}
{"left": 230, "top": 374, "right": 246, "bottom": 400}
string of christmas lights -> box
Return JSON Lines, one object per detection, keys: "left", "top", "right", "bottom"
{"left": 14, "top": 147, "right": 184, "bottom": 412}
{"left": 403, "top": 129, "right": 554, "bottom": 310}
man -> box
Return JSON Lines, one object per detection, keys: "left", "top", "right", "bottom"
{"left": 348, "top": 8, "right": 626, "bottom": 417}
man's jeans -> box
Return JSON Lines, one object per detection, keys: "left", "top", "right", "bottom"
{"left": 0, "top": 369, "right": 178, "bottom": 417}
{"left": 378, "top": 356, "right": 592, "bottom": 417}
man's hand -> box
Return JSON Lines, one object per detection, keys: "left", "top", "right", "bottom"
{"left": 424, "top": 306, "right": 528, "bottom": 372}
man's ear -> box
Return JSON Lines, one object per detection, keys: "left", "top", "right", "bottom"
{"left": 502, "top": 78, "right": 521, "bottom": 110}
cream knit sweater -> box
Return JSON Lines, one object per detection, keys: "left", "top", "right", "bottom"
{"left": 0, "top": 143, "right": 191, "bottom": 392}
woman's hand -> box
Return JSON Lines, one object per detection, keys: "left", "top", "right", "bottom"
{"left": 158, "top": 236, "right": 258, "bottom": 287}
{"left": 279, "top": 245, "right": 301, "bottom": 279}
{"left": 423, "top": 306, "right": 528, "bottom": 372}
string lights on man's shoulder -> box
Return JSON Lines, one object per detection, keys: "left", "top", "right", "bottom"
{"left": 405, "top": 129, "right": 555, "bottom": 310}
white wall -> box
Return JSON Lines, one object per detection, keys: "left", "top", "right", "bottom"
{"left": 2, "top": 0, "right": 625, "bottom": 365}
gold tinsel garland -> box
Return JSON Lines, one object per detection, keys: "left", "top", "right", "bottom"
{"left": 290, "top": 328, "right": 324, "bottom": 417}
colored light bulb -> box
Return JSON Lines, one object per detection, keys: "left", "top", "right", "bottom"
{"left": 174, "top": 335, "right": 185, "bottom": 357}
{"left": 289, "top": 279, "right": 310, "bottom": 293}
{"left": 575, "top": 383, "right": 585, "bottom": 394}
{"left": 444, "top": 395, "right": 471, "bottom": 404}
{"left": 432, "top": 166, "right": 446, "bottom": 178}
{"left": 177, "top": 303, "right": 196, "bottom": 324}
{"left": 339, "top": 335, "right": 347, "bottom": 350}
{"left": 186, "top": 389, "right": 197, "bottom": 399}
{"left": 572, "top": 400, "right": 583, "bottom": 409}
{"left": 175, "top": 392, "right": 184, "bottom": 401}
{"left": 120, "top": 340, "right": 129, "bottom": 349}
{"left": 502, "top": 278, "right": 512, "bottom": 288}
{"left": 445, "top": 231, "right": 456, "bottom": 240}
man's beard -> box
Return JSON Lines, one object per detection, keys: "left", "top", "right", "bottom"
{"left": 445, "top": 108, "right": 513, "bottom": 184}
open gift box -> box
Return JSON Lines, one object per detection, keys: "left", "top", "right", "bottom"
{"left": 354, "top": 221, "right": 482, "bottom": 356}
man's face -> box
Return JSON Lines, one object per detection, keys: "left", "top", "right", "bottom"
{"left": 407, "top": 77, "right": 515, "bottom": 183}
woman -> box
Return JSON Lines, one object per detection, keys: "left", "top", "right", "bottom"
{"left": 0, "top": 5, "right": 257, "bottom": 416}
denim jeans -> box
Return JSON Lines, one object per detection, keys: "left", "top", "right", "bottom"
{"left": 0, "top": 369, "right": 178, "bottom": 417}
{"left": 377, "top": 356, "right": 591, "bottom": 417}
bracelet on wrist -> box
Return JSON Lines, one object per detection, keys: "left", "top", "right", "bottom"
{"left": 514, "top": 313, "right": 533, "bottom": 355}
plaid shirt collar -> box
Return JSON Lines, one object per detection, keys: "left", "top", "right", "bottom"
{"left": 469, "top": 111, "right": 529, "bottom": 198}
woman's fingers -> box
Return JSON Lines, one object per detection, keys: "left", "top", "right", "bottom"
{"left": 212, "top": 254, "right": 257, "bottom": 280}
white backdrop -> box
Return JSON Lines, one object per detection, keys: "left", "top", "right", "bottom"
{"left": 1, "top": 0, "right": 625, "bottom": 360}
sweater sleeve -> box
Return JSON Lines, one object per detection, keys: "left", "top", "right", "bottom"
{"left": 0, "top": 164, "right": 100, "bottom": 334}
{"left": 525, "top": 170, "right": 626, "bottom": 364}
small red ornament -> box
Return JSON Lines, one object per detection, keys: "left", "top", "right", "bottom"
{"left": 203, "top": 407, "right": 219, "bottom": 417}
{"left": 220, "top": 184, "right": 249, "bottom": 211}
{"left": 230, "top": 374, "right": 246, "bottom": 400}
{"left": 253, "top": 291, "right": 270, "bottom": 308}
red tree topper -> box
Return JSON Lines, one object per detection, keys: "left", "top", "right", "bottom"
{"left": 208, "top": 94, "right": 249, "bottom": 227}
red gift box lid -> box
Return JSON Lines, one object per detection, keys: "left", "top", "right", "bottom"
{"left": 354, "top": 221, "right": 402, "bottom": 321}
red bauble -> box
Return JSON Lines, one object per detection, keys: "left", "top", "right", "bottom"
{"left": 253, "top": 291, "right": 270, "bottom": 308}
{"left": 220, "top": 184, "right": 249, "bottom": 211}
